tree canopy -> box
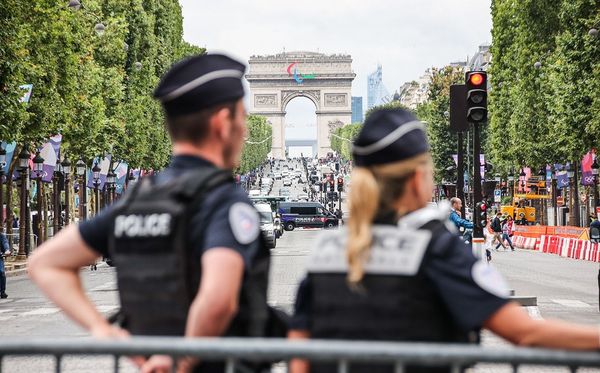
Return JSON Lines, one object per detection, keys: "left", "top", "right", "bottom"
{"left": 0, "top": 0, "right": 205, "bottom": 169}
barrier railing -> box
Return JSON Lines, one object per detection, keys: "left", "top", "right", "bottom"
{"left": 2, "top": 337, "right": 600, "bottom": 373}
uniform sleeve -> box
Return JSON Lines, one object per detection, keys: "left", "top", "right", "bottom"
{"left": 192, "top": 184, "right": 261, "bottom": 268}
{"left": 78, "top": 207, "right": 114, "bottom": 257}
{"left": 423, "top": 231, "right": 510, "bottom": 332}
{"left": 289, "top": 276, "right": 312, "bottom": 331}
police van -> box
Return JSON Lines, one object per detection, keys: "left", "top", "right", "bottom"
{"left": 278, "top": 202, "right": 338, "bottom": 231}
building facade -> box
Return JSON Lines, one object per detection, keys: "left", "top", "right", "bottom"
{"left": 351, "top": 96, "right": 363, "bottom": 123}
{"left": 367, "top": 64, "right": 390, "bottom": 110}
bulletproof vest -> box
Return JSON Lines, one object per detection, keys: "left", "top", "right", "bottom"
{"left": 108, "top": 166, "right": 265, "bottom": 337}
{"left": 307, "top": 221, "right": 474, "bottom": 373}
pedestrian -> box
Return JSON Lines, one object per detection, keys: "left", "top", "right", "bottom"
{"left": 502, "top": 215, "right": 515, "bottom": 251}
{"left": 29, "top": 54, "right": 282, "bottom": 372}
{"left": 492, "top": 212, "right": 507, "bottom": 251}
{"left": 449, "top": 197, "right": 473, "bottom": 232}
{"left": 0, "top": 232, "right": 11, "bottom": 298}
{"left": 287, "top": 108, "right": 600, "bottom": 373}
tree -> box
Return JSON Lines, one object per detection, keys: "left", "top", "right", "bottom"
{"left": 331, "top": 123, "right": 362, "bottom": 161}
{"left": 365, "top": 100, "right": 411, "bottom": 120}
{"left": 238, "top": 115, "right": 272, "bottom": 174}
{"left": 416, "top": 66, "right": 464, "bottom": 183}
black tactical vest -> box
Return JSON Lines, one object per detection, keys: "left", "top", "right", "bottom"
{"left": 108, "top": 166, "right": 271, "bottom": 338}
{"left": 307, "top": 220, "right": 476, "bottom": 373}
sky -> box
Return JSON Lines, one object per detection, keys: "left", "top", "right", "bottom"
{"left": 179, "top": 0, "right": 492, "bottom": 142}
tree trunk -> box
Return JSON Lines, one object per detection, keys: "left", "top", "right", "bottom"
{"left": 5, "top": 146, "right": 19, "bottom": 240}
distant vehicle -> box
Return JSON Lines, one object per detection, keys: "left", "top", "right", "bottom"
{"left": 283, "top": 179, "right": 292, "bottom": 187}
{"left": 249, "top": 189, "right": 261, "bottom": 197}
{"left": 279, "top": 188, "right": 291, "bottom": 197}
{"left": 278, "top": 202, "right": 338, "bottom": 231}
{"left": 273, "top": 172, "right": 282, "bottom": 180}
{"left": 297, "top": 192, "right": 309, "bottom": 201}
{"left": 255, "top": 203, "right": 277, "bottom": 248}
{"left": 261, "top": 177, "right": 273, "bottom": 186}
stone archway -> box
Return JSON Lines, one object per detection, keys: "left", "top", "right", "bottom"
{"left": 246, "top": 51, "right": 355, "bottom": 158}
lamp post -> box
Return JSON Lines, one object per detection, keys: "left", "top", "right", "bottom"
{"left": 53, "top": 160, "right": 62, "bottom": 236}
{"left": 592, "top": 158, "right": 599, "bottom": 215}
{"left": 551, "top": 167, "right": 558, "bottom": 226}
{"left": 33, "top": 152, "right": 44, "bottom": 245}
{"left": 508, "top": 169, "right": 515, "bottom": 203}
{"left": 519, "top": 168, "right": 526, "bottom": 194}
{"left": 567, "top": 164, "right": 576, "bottom": 226}
{"left": 92, "top": 163, "right": 101, "bottom": 216}
{"left": 538, "top": 167, "right": 546, "bottom": 225}
{"left": 62, "top": 158, "right": 71, "bottom": 227}
{"left": 76, "top": 159, "right": 87, "bottom": 221}
{"left": 106, "top": 170, "right": 116, "bottom": 205}
{"left": 17, "top": 147, "right": 30, "bottom": 258}
{"left": 0, "top": 146, "right": 5, "bottom": 232}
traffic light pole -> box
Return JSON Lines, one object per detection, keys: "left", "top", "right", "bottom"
{"left": 472, "top": 120, "right": 483, "bottom": 239}
{"left": 456, "top": 132, "right": 466, "bottom": 217}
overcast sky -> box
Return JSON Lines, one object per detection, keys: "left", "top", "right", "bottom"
{"left": 179, "top": 0, "right": 492, "bottom": 142}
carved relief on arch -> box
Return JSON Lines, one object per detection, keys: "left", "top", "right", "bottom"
{"left": 327, "top": 120, "right": 344, "bottom": 140}
{"left": 281, "top": 90, "right": 321, "bottom": 110}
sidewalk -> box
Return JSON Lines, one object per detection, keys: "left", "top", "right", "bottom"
{"left": 4, "top": 256, "right": 28, "bottom": 278}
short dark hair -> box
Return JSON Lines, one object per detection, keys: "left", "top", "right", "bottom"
{"left": 165, "top": 100, "right": 238, "bottom": 144}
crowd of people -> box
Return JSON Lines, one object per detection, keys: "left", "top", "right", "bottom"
{"left": 24, "top": 53, "right": 600, "bottom": 373}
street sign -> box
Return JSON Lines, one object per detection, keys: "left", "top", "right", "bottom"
{"left": 494, "top": 189, "right": 501, "bottom": 203}
{"left": 449, "top": 84, "right": 468, "bottom": 132}
{"left": 557, "top": 196, "right": 564, "bottom": 206}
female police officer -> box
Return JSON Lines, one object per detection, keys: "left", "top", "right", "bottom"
{"left": 288, "top": 108, "right": 600, "bottom": 373}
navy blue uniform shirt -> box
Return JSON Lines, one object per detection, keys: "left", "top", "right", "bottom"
{"left": 79, "top": 155, "right": 261, "bottom": 268}
{"left": 291, "top": 211, "right": 509, "bottom": 333}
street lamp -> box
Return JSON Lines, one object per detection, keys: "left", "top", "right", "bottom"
{"left": 0, "top": 146, "right": 6, "bottom": 232}
{"left": 519, "top": 168, "right": 526, "bottom": 193}
{"left": 62, "top": 158, "right": 71, "bottom": 227}
{"left": 534, "top": 61, "right": 542, "bottom": 69}
{"left": 92, "top": 162, "right": 101, "bottom": 215}
{"left": 67, "top": 0, "right": 81, "bottom": 10}
{"left": 94, "top": 23, "right": 106, "bottom": 36}
{"left": 17, "top": 147, "right": 30, "bottom": 258}
{"left": 52, "top": 160, "right": 62, "bottom": 235}
{"left": 76, "top": 159, "right": 87, "bottom": 221}
{"left": 33, "top": 152, "right": 45, "bottom": 244}
{"left": 592, "top": 158, "right": 599, "bottom": 210}
{"left": 106, "top": 170, "right": 116, "bottom": 205}
{"left": 134, "top": 61, "right": 143, "bottom": 71}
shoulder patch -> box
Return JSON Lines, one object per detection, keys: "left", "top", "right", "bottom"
{"left": 308, "top": 226, "right": 432, "bottom": 276}
{"left": 229, "top": 202, "right": 260, "bottom": 245}
{"left": 471, "top": 261, "right": 510, "bottom": 298}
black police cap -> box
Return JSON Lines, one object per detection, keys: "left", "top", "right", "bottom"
{"left": 352, "top": 108, "right": 429, "bottom": 167}
{"left": 154, "top": 54, "right": 246, "bottom": 118}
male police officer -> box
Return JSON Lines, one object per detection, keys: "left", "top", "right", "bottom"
{"left": 29, "top": 54, "right": 271, "bottom": 372}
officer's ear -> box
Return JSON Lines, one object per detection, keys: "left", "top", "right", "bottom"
{"left": 211, "top": 107, "right": 233, "bottom": 141}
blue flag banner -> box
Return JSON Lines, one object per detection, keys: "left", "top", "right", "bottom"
{"left": 86, "top": 156, "right": 111, "bottom": 190}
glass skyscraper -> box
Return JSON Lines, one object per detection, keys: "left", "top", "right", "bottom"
{"left": 351, "top": 96, "right": 363, "bottom": 123}
{"left": 367, "top": 64, "right": 389, "bottom": 110}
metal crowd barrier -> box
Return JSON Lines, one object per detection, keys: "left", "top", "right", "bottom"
{"left": 1, "top": 337, "right": 600, "bottom": 373}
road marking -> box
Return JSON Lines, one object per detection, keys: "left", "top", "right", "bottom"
{"left": 551, "top": 299, "right": 592, "bottom": 308}
{"left": 91, "top": 282, "right": 117, "bottom": 292}
{"left": 97, "top": 305, "right": 118, "bottom": 313}
{"left": 22, "top": 307, "right": 60, "bottom": 316}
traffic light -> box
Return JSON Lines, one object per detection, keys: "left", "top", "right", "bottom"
{"left": 465, "top": 71, "right": 487, "bottom": 123}
{"left": 474, "top": 201, "right": 488, "bottom": 230}
{"left": 337, "top": 177, "right": 344, "bottom": 192}
{"left": 329, "top": 180, "right": 335, "bottom": 192}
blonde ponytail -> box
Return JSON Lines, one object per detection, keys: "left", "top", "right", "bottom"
{"left": 346, "top": 167, "right": 380, "bottom": 285}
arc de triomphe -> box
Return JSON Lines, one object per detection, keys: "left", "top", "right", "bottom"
{"left": 246, "top": 51, "right": 355, "bottom": 158}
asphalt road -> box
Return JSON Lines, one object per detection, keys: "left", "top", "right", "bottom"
{"left": 1, "top": 160, "right": 600, "bottom": 371}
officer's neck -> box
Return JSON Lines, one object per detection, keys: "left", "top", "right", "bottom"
{"left": 172, "top": 142, "right": 225, "bottom": 168}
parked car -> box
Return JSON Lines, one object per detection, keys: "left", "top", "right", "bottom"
{"left": 255, "top": 203, "right": 277, "bottom": 248}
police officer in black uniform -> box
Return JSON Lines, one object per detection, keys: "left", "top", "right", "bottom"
{"left": 29, "top": 54, "right": 274, "bottom": 373}
{"left": 287, "top": 109, "right": 600, "bottom": 373}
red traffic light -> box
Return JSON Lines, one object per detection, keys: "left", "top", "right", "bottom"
{"left": 480, "top": 203, "right": 487, "bottom": 211}
{"left": 469, "top": 73, "right": 485, "bottom": 86}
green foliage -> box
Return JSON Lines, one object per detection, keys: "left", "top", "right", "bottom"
{"left": 238, "top": 115, "right": 272, "bottom": 174}
{"left": 331, "top": 123, "right": 362, "bottom": 161}
{"left": 0, "top": 0, "right": 202, "bottom": 169}
{"left": 416, "top": 66, "right": 463, "bottom": 183}
{"left": 365, "top": 100, "right": 411, "bottom": 120}
{"left": 489, "top": 0, "right": 600, "bottom": 171}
